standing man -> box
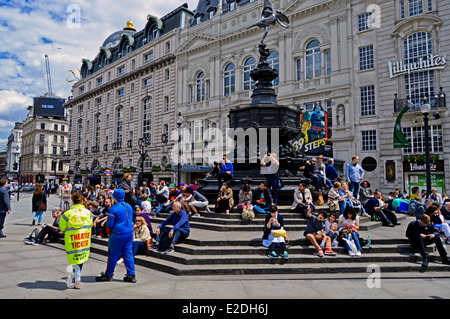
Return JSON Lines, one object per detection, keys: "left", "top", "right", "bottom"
{"left": 95, "top": 189, "right": 136, "bottom": 283}
{"left": 345, "top": 155, "right": 364, "bottom": 198}
{"left": 0, "top": 179, "right": 11, "bottom": 238}
{"left": 260, "top": 152, "right": 280, "bottom": 205}
{"left": 218, "top": 154, "right": 233, "bottom": 190}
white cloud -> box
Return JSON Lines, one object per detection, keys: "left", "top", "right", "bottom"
{"left": 0, "top": 0, "right": 198, "bottom": 141}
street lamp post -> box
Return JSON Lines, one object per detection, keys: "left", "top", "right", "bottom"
{"left": 420, "top": 98, "right": 432, "bottom": 197}
{"left": 176, "top": 112, "right": 184, "bottom": 185}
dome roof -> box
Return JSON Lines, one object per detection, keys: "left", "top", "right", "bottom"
{"left": 101, "top": 21, "right": 137, "bottom": 49}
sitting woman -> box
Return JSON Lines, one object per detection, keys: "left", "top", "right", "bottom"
{"left": 262, "top": 205, "right": 288, "bottom": 259}
{"left": 237, "top": 184, "right": 253, "bottom": 212}
{"left": 337, "top": 206, "right": 363, "bottom": 256}
{"left": 340, "top": 182, "right": 369, "bottom": 217}
{"left": 328, "top": 182, "right": 349, "bottom": 215}
{"left": 424, "top": 205, "right": 450, "bottom": 245}
{"left": 216, "top": 182, "right": 234, "bottom": 214}
{"left": 132, "top": 216, "right": 152, "bottom": 256}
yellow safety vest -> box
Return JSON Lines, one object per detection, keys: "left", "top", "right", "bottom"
{"left": 59, "top": 204, "right": 92, "bottom": 265}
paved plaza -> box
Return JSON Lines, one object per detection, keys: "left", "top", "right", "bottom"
{"left": 0, "top": 192, "right": 449, "bottom": 301}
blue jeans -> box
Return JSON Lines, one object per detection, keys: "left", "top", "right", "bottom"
{"left": 157, "top": 226, "right": 189, "bottom": 245}
{"left": 155, "top": 203, "right": 172, "bottom": 215}
{"left": 34, "top": 211, "right": 44, "bottom": 223}
{"left": 266, "top": 176, "right": 278, "bottom": 205}
{"left": 343, "top": 232, "right": 362, "bottom": 252}
{"left": 253, "top": 203, "right": 271, "bottom": 214}
{"left": 133, "top": 241, "right": 147, "bottom": 256}
{"left": 317, "top": 174, "right": 333, "bottom": 188}
{"left": 348, "top": 181, "right": 361, "bottom": 198}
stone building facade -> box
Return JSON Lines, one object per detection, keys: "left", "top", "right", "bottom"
{"left": 64, "top": 5, "right": 194, "bottom": 186}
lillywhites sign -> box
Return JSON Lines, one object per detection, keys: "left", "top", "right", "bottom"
{"left": 388, "top": 54, "right": 446, "bottom": 78}
{"left": 410, "top": 162, "right": 437, "bottom": 172}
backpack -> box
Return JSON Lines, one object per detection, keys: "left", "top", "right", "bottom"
{"left": 242, "top": 206, "right": 255, "bottom": 221}
{"left": 157, "top": 228, "right": 172, "bottom": 251}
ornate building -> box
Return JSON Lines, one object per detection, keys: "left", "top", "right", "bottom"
{"left": 177, "top": 0, "right": 449, "bottom": 193}
{"left": 64, "top": 5, "right": 194, "bottom": 186}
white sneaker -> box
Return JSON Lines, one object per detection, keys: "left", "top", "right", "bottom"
{"left": 117, "top": 258, "right": 124, "bottom": 264}
{"left": 348, "top": 251, "right": 355, "bottom": 257}
{"left": 362, "top": 213, "right": 370, "bottom": 217}
{"left": 356, "top": 250, "right": 362, "bottom": 256}
{"left": 66, "top": 265, "right": 75, "bottom": 289}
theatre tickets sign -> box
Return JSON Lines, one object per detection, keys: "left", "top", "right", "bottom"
{"left": 388, "top": 54, "right": 446, "bottom": 78}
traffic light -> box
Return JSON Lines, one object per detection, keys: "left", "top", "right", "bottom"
{"left": 13, "top": 162, "right": 18, "bottom": 170}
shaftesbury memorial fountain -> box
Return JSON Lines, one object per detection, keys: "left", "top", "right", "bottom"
{"left": 199, "top": 0, "right": 310, "bottom": 205}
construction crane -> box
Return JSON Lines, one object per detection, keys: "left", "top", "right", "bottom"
{"left": 44, "top": 54, "right": 55, "bottom": 97}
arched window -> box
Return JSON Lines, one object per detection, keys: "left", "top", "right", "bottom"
{"left": 143, "top": 97, "right": 152, "bottom": 143}
{"left": 243, "top": 57, "right": 256, "bottom": 90}
{"left": 403, "top": 32, "right": 434, "bottom": 104}
{"left": 306, "top": 40, "right": 321, "bottom": 79}
{"left": 116, "top": 106, "right": 123, "bottom": 144}
{"left": 196, "top": 72, "right": 206, "bottom": 102}
{"left": 223, "top": 63, "right": 235, "bottom": 96}
{"left": 268, "top": 51, "right": 279, "bottom": 86}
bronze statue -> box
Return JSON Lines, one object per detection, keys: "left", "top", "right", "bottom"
{"left": 247, "top": 0, "right": 290, "bottom": 44}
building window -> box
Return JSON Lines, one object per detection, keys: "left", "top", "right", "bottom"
{"left": 400, "top": 1, "right": 405, "bottom": 18}
{"left": 402, "top": 125, "right": 443, "bottom": 154}
{"left": 196, "top": 72, "right": 206, "bottom": 102}
{"left": 362, "top": 130, "right": 377, "bottom": 151}
{"left": 41, "top": 123, "right": 45, "bottom": 130}
{"left": 144, "top": 51, "right": 154, "bottom": 63}
{"left": 268, "top": 51, "right": 279, "bottom": 86}
{"left": 360, "top": 85, "right": 375, "bottom": 116}
{"left": 117, "top": 88, "right": 124, "bottom": 97}
{"left": 409, "top": 0, "right": 424, "bottom": 16}
{"left": 118, "top": 66, "right": 125, "bottom": 75}
{"left": 144, "top": 77, "right": 153, "bottom": 87}
{"left": 325, "top": 50, "right": 331, "bottom": 75}
{"left": 39, "top": 134, "right": 45, "bottom": 143}
{"left": 295, "top": 58, "right": 302, "bottom": 81}
{"left": 359, "top": 45, "right": 374, "bottom": 70}
{"left": 306, "top": 40, "right": 321, "bottom": 79}
{"left": 39, "top": 146, "right": 44, "bottom": 155}
{"left": 230, "top": 1, "right": 236, "bottom": 11}
{"left": 95, "top": 113, "right": 101, "bottom": 148}
{"left": 223, "top": 63, "right": 235, "bottom": 96}
{"left": 165, "top": 69, "right": 170, "bottom": 81}
{"left": 116, "top": 106, "right": 123, "bottom": 144}
{"left": 77, "top": 120, "right": 83, "bottom": 150}
{"left": 96, "top": 77, "right": 103, "bottom": 86}
{"left": 404, "top": 32, "right": 434, "bottom": 104}
{"left": 243, "top": 57, "right": 256, "bottom": 90}
{"left": 143, "top": 97, "right": 152, "bottom": 143}
{"left": 358, "top": 12, "right": 373, "bottom": 32}
{"left": 164, "top": 96, "right": 169, "bottom": 112}
{"left": 165, "top": 41, "right": 171, "bottom": 53}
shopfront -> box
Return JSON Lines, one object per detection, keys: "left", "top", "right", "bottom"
{"left": 403, "top": 160, "right": 445, "bottom": 195}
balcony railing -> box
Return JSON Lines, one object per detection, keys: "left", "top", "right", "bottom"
{"left": 112, "top": 141, "right": 122, "bottom": 150}
{"left": 84, "top": 147, "right": 89, "bottom": 154}
{"left": 127, "top": 139, "right": 133, "bottom": 148}
{"left": 74, "top": 148, "right": 81, "bottom": 156}
{"left": 103, "top": 144, "right": 108, "bottom": 151}
{"left": 91, "top": 145, "right": 100, "bottom": 153}
{"left": 394, "top": 88, "right": 446, "bottom": 113}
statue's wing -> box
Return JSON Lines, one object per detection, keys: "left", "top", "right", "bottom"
{"left": 275, "top": 10, "right": 290, "bottom": 28}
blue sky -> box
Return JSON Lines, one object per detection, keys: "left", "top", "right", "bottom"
{"left": 0, "top": 0, "right": 198, "bottom": 151}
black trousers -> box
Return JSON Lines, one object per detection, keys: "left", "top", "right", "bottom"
{"left": 218, "top": 172, "right": 232, "bottom": 189}
{"left": 409, "top": 235, "right": 448, "bottom": 258}
{"left": 0, "top": 211, "right": 6, "bottom": 234}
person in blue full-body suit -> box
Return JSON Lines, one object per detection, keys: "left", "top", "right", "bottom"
{"left": 95, "top": 189, "right": 136, "bottom": 283}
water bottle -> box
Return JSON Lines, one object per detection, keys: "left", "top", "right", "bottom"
{"left": 367, "top": 235, "right": 371, "bottom": 248}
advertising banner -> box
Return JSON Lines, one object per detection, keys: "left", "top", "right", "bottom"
{"left": 290, "top": 109, "right": 329, "bottom": 155}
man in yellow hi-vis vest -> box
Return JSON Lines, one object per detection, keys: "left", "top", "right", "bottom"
{"left": 59, "top": 191, "right": 92, "bottom": 289}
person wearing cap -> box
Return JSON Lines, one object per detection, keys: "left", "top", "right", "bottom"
{"left": 154, "top": 183, "right": 179, "bottom": 216}
{"left": 95, "top": 189, "right": 136, "bottom": 283}
{"left": 185, "top": 186, "right": 211, "bottom": 216}
{"left": 155, "top": 181, "right": 169, "bottom": 204}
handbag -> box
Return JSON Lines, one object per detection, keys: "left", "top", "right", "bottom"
{"left": 37, "top": 193, "right": 46, "bottom": 211}
{"left": 271, "top": 228, "right": 289, "bottom": 243}
{"left": 342, "top": 237, "right": 358, "bottom": 255}
{"left": 316, "top": 190, "right": 324, "bottom": 206}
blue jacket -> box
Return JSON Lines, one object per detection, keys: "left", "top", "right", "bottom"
{"left": 158, "top": 209, "right": 190, "bottom": 235}
{"left": 325, "top": 164, "right": 339, "bottom": 180}
{"left": 106, "top": 189, "right": 134, "bottom": 236}
{"left": 221, "top": 161, "right": 234, "bottom": 176}
{"left": 0, "top": 187, "right": 11, "bottom": 212}
{"left": 345, "top": 162, "right": 364, "bottom": 182}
